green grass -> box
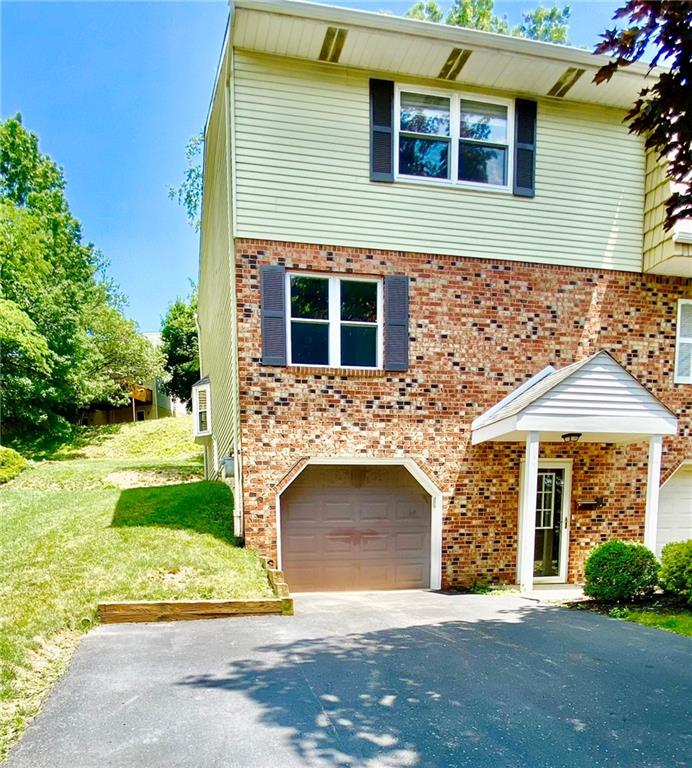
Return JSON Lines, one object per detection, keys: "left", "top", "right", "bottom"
{"left": 618, "top": 608, "right": 692, "bottom": 637}
{"left": 0, "top": 416, "right": 272, "bottom": 761}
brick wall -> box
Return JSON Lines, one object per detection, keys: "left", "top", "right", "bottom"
{"left": 233, "top": 239, "right": 691, "bottom": 587}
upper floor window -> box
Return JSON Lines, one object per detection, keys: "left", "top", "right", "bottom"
{"left": 287, "top": 273, "right": 382, "bottom": 369}
{"left": 396, "top": 86, "right": 513, "bottom": 191}
{"left": 674, "top": 299, "right": 692, "bottom": 384}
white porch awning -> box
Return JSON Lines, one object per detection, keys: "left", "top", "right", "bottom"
{"left": 471, "top": 351, "right": 678, "bottom": 592}
{"left": 471, "top": 351, "right": 677, "bottom": 446}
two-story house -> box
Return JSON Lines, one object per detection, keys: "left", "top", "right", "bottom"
{"left": 194, "top": 0, "right": 691, "bottom": 593}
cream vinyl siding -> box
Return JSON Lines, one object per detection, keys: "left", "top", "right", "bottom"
{"left": 232, "top": 51, "right": 644, "bottom": 272}
{"left": 198, "top": 50, "right": 242, "bottom": 489}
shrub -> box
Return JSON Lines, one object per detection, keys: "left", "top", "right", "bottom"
{"left": 0, "top": 445, "right": 27, "bottom": 484}
{"left": 659, "top": 540, "right": 692, "bottom": 604}
{"left": 584, "top": 539, "right": 659, "bottom": 602}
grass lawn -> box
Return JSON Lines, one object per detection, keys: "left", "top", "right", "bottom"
{"left": 0, "top": 417, "right": 272, "bottom": 761}
{"left": 617, "top": 607, "right": 692, "bottom": 636}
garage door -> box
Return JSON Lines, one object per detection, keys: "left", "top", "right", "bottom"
{"left": 657, "top": 464, "right": 692, "bottom": 556}
{"left": 281, "top": 465, "right": 431, "bottom": 591}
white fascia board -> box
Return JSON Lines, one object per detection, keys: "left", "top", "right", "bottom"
{"left": 472, "top": 365, "right": 555, "bottom": 430}
{"left": 471, "top": 415, "right": 519, "bottom": 445}
{"left": 515, "top": 413, "right": 678, "bottom": 436}
{"left": 235, "top": 0, "right": 657, "bottom": 78}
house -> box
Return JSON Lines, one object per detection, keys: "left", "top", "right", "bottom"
{"left": 194, "top": 0, "right": 691, "bottom": 592}
{"left": 86, "top": 332, "right": 185, "bottom": 425}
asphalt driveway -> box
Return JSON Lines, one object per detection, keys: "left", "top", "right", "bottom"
{"left": 5, "top": 591, "right": 691, "bottom": 768}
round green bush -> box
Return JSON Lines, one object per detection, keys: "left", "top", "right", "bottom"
{"left": 584, "top": 539, "right": 659, "bottom": 602}
{"left": 0, "top": 445, "right": 27, "bottom": 484}
{"left": 659, "top": 540, "right": 692, "bottom": 604}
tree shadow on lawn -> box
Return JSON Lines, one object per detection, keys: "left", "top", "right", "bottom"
{"left": 176, "top": 605, "right": 691, "bottom": 768}
{"left": 111, "top": 480, "right": 238, "bottom": 544}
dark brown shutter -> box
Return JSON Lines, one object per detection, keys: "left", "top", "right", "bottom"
{"left": 260, "top": 265, "right": 286, "bottom": 366}
{"left": 384, "top": 275, "right": 409, "bottom": 371}
{"left": 514, "top": 99, "right": 537, "bottom": 198}
{"left": 370, "top": 79, "right": 394, "bottom": 182}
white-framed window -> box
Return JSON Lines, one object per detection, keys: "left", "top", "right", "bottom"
{"left": 286, "top": 272, "right": 382, "bottom": 369}
{"left": 674, "top": 299, "right": 692, "bottom": 384}
{"left": 394, "top": 85, "right": 514, "bottom": 192}
{"left": 192, "top": 380, "right": 212, "bottom": 436}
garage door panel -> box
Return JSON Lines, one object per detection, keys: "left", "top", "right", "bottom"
{"left": 656, "top": 466, "right": 692, "bottom": 556}
{"left": 281, "top": 465, "right": 432, "bottom": 591}
{"left": 395, "top": 500, "right": 429, "bottom": 523}
{"left": 395, "top": 532, "right": 429, "bottom": 553}
{"left": 323, "top": 502, "right": 356, "bottom": 523}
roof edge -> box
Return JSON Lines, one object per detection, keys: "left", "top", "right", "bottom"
{"left": 234, "top": 0, "right": 657, "bottom": 79}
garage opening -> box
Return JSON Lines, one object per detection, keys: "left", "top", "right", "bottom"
{"left": 280, "top": 464, "right": 433, "bottom": 592}
{"left": 657, "top": 463, "right": 692, "bottom": 556}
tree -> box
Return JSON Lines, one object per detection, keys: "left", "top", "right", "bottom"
{"left": 403, "top": 0, "right": 570, "bottom": 42}
{"left": 405, "top": 1, "right": 443, "bottom": 22}
{"left": 446, "top": 0, "right": 509, "bottom": 33}
{"left": 594, "top": 1, "right": 692, "bottom": 230}
{"left": 0, "top": 115, "right": 165, "bottom": 432}
{"left": 160, "top": 290, "right": 200, "bottom": 406}
{"left": 516, "top": 4, "right": 570, "bottom": 43}
{"left": 168, "top": 133, "right": 204, "bottom": 230}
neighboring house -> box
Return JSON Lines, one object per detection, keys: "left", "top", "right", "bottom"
{"left": 86, "top": 332, "right": 185, "bottom": 425}
{"left": 194, "top": 0, "right": 691, "bottom": 592}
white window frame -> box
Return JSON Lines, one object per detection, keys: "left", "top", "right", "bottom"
{"left": 285, "top": 271, "right": 383, "bottom": 370}
{"left": 674, "top": 299, "right": 692, "bottom": 384}
{"left": 192, "top": 382, "right": 212, "bottom": 437}
{"left": 394, "top": 84, "right": 515, "bottom": 194}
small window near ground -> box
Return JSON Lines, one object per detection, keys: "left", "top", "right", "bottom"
{"left": 675, "top": 299, "right": 692, "bottom": 384}
{"left": 287, "top": 273, "right": 381, "bottom": 369}
{"left": 192, "top": 380, "right": 212, "bottom": 436}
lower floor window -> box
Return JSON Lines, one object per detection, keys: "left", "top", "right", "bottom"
{"left": 288, "top": 273, "right": 382, "bottom": 368}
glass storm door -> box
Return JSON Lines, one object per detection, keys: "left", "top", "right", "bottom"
{"left": 533, "top": 468, "right": 565, "bottom": 579}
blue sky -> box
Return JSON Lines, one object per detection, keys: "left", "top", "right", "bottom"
{"left": 2, "top": 0, "right": 622, "bottom": 331}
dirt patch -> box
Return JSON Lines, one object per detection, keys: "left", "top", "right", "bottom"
{"left": 104, "top": 469, "right": 200, "bottom": 489}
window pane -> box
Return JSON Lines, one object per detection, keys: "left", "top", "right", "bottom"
{"left": 460, "top": 100, "right": 507, "bottom": 143}
{"left": 198, "top": 411, "right": 208, "bottom": 433}
{"left": 399, "top": 137, "right": 449, "bottom": 179}
{"left": 341, "top": 280, "right": 377, "bottom": 322}
{"left": 291, "top": 321, "right": 329, "bottom": 365}
{"left": 290, "top": 276, "right": 328, "bottom": 320}
{"left": 400, "top": 92, "right": 450, "bottom": 136}
{"left": 341, "top": 325, "right": 377, "bottom": 367}
{"left": 458, "top": 143, "right": 507, "bottom": 185}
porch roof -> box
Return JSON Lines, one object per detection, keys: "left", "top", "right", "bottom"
{"left": 471, "top": 351, "right": 677, "bottom": 446}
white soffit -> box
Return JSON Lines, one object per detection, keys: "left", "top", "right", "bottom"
{"left": 232, "top": 0, "right": 655, "bottom": 109}
{"left": 471, "top": 351, "right": 678, "bottom": 445}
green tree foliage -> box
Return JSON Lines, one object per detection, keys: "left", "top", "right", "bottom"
{"left": 168, "top": 133, "right": 204, "bottom": 230}
{"left": 584, "top": 539, "right": 659, "bottom": 602}
{"left": 594, "top": 1, "right": 692, "bottom": 230}
{"left": 516, "top": 4, "right": 570, "bottom": 43}
{"left": 160, "top": 290, "right": 200, "bottom": 406}
{"left": 404, "top": 0, "right": 570, "bottom": 42}
{"left": 0, "top": 115, "right": 164, "bottom": 433}
{"left": 405, "top": 0, "right": 443, "bottom": 22}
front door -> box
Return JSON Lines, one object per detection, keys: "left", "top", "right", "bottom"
{"left": 533, "top": 466, "right": 570, "bottom": 581}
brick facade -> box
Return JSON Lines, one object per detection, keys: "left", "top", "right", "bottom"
{"left": 234, "top": 238, "right": 691, "bottom": 588}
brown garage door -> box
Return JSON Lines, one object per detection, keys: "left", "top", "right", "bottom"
{"left": 281, "top": 465, "right": 431, "bottom": 591}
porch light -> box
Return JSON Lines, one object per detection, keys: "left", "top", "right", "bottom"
{"left": 561, "top": 432, "right": 582, "bottom": 443}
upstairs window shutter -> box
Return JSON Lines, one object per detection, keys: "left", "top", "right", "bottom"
{"left": 370, "top": 79, "right": 394, "bottom": 182}
{"left": 675, "top": 300, "right": 692, "bottom": 384}
{"left": 513, "top": 99, "right": 537, "bottom": 198}
{"left": 384, "top": 275, "right": 409, "bottom": 371}
{"left": 260, "top": 265, "right": 287, "bottom": 365}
